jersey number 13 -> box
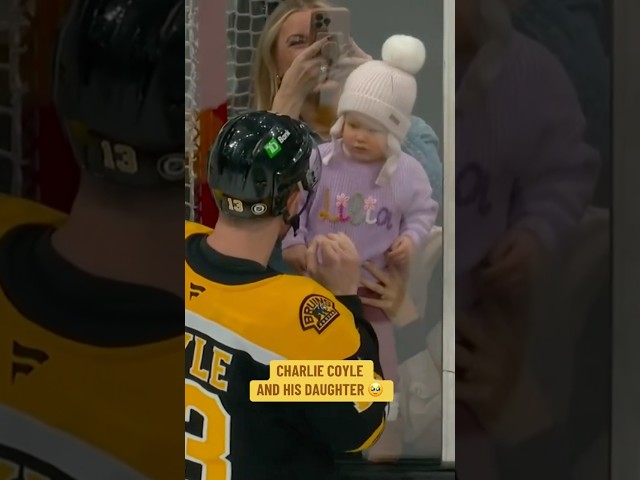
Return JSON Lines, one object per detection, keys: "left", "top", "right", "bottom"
{"left": 185, "top": 380, "right": 231, "bottom": 480}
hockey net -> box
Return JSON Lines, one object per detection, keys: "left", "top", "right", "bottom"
{"left": 185, "top": 0, "right": 223, "bottom": 226}
{"left": 225, "top": 0, "right": 280, "bottom": 118}
{"left": 0, "top": 0, "right": 33, "bottom": 197}
{"left": 2, "top": 0, "right": 80, "bottom": 212}
{"left": 185, "top": 0, "right": 201, "bottom": 222}
{"left": 185, "top": 0, "right": 279, "bottom": 224}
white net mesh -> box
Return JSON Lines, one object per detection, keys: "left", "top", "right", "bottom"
{"left": 0, "top": 0, "right": 31, "bottom": 196}
{"left": 185, "top": 0, "right": 280, "bottom": 221}
{"left": 185, "top": 0, "right": 200, "bottom": 221}
{"left": 225, "top": 0, "right": 280, "bottom": 118}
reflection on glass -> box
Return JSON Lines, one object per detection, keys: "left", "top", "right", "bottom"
{"left": 226, "top": 0, "right": 450, "bottom": 468}
{"left": 454, "top": 0, "right": 611, "bottom": 479}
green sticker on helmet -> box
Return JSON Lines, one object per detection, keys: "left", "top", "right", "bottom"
{"left": 264, "top": 138, "right": 282, "bottom": 158}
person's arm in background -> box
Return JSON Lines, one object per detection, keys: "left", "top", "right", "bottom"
{"left": 509, "top": 45, "right": 600, "bottom": 252}
{"left": 391, "top": 293, "right": 443, "bottom": 450}
{"left": 512, "top": 0, "right": 610, "bottom": 208}
{"left": 402, "top": 116, "right": 443, "bottom": 214}
{"left": 270, "top": 38, "right": 331, "bottom": 119}
{"left": 479, "top": 44, "right": 601, "bottom": 302}
{"left": 390, "top": 294, "right": 426, "bottom": 364}
{"left": 457, "top": 303, "right": 571, "bottom": 480}
{"left": 359, "top": 262, "right": 427, "bottom": 365}
{"left": 359, "top": 261, "right": 441, "bottom": 446}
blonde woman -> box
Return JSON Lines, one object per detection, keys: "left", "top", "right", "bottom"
{"left": 251, "top": 0, "right": 365, "bottom": 137}
{"left": 249, "top": 0, "right": 442, "bottom": 193}
{"left": 253, "top": 0, "right": 443, "bottom": 273}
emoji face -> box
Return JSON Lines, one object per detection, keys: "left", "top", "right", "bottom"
{"left": 368, "top": 382, "right": 383, "bottom": 397}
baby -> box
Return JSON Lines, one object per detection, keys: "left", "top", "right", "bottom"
{"left": 283, "top": 33, "right": 438, "bottom": 274}
{"left": 282, "top": 34, "right": 438, "bottom": 435}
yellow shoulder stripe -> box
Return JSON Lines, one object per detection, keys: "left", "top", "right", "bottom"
{"left": 185, "top": 220, "right": 212, "bottom": 238}
{"left": 186, "top": 272, "right": 361, "bottom": 361}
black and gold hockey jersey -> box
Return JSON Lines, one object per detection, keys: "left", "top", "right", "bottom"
{"left": 184, "top": 221, "right": 387, "bottom": 480}
{"left": 0, "top": 196, "right": 183, "bottom": 480}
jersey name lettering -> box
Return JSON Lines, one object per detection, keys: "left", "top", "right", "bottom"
{"left": 185, "top": 331, "right": 233, "bottom": 393}
{"left": 184, "top": 328, "right": 234, "bottom": 479}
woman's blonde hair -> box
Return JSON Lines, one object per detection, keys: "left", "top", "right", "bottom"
{"left": 251, "top": 0, "right": 331, "bottom": 111}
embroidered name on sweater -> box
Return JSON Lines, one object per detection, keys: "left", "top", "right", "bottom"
{"left": 318, "top": 188, "right": 393, "bottom": 229}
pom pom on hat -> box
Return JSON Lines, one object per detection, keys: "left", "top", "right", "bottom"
{"left": 381, "top": 34, "right": 427, "bottom": 75}
{"left": 324, "top": 34, "right": 427, "bottom": 185}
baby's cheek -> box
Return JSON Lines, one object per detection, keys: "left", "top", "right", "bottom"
{"left": 342, "top": 131, "right": 355, "bottom": 147}
{"left": 374, "top": 135, "right": 387, "bottom": 156}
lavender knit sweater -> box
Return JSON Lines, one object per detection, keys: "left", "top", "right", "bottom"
{"left": 282, "top": 142, "right": 439, "bottom": 280}
{"left": 455, "top": 32, "right": 600, "bottom": 307}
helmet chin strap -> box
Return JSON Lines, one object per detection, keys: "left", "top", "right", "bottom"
{"left": 283, "top": 212, "right": 301, "bottom": 236}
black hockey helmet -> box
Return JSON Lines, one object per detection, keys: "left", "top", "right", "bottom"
{"left": 208, "top": 111, "right": 321, "bottom": 225}
{"left": 52, "top": 0, "right": 183, "bottom": 188}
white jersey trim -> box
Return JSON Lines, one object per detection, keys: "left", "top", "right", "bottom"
{"left": 0, "top": 404, "right": 148, "bottom": 479}
{"left": 185, "top": 308, "right": 284, "bottom": 365}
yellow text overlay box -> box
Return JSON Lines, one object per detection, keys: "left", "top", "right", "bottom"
{"left": 250, "top": 360, "right": 393, "bottom": 402}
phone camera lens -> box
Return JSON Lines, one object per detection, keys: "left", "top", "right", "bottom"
{"left": 315, "top": 21, "right": 323, "bottom": 29}
{"left": 315, "top": 13, "right": 323, "bottom": 20}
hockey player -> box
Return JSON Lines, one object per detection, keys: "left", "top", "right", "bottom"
{"left": 0, "top": 0, "right": 183, "bottom": 478}
{"left": 185, "top": 111, "right": 388, "bottom": 479}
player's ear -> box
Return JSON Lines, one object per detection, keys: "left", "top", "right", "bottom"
{"left": 286, "top": 189, "right": 301, "bottom": 216}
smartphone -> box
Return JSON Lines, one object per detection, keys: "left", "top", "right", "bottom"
{"left": 309, "top": 7, "right": 351, "bottom": 64}
{"left": 308, "top": 8, "right": 351, "bottom": 126}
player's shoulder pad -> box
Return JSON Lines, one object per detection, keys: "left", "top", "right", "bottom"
{"left": 0, "top": 195, "right": 65, "bottom": 236}
{"left": 185, "top": 220, "right": 213, "bottom": 239}
{"left": 277, "top": 274, "right": 361, "bottom": 361}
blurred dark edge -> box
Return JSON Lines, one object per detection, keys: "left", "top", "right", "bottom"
{"left": 337, "top": 458, "right": 454, "bottom": 479}
{"left": 611, "top": 0, "right": 640, "bottom": 478}
{"left": 455, "top": 0, "right": 615, "bottom": 479}
{"left": 0, "top": 0, "right": 185, "bottom": 479}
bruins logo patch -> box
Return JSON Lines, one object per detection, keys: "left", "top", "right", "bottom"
{"left": 299, "top": 295, "right": 340, "bottom": 333}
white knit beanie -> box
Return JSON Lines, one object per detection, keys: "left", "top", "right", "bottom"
{"left": 323, "top": 34, "right": 427, "bottom": 185}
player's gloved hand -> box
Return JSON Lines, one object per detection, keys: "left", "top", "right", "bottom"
{"left": 306, "top": 233, "right": 361, "bottom": 296}
{"left": 282, "top": 244, "right": 308, "bottom": 274}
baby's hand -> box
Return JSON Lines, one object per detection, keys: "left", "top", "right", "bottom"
{"left": 283, "top": 244, "right": 308, "bottom": 274}
{"left": 387, "top": 235, "right": 414, "bottom": 268}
